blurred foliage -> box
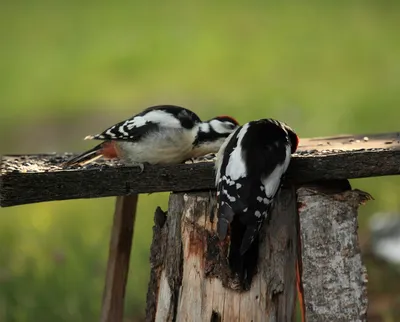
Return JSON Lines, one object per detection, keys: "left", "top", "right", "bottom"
{"left": 0, "top": 1, "right": 400, "bottom": 321}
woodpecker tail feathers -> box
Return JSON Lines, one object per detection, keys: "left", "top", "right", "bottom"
{"left": 240, "top": 224, "right": 260, "bottom": 255}
{"left": 62, "top": 141, "right": 119, "bottom": 168}
{"left": 227, "top": 218, "right": 260, "bottom": 290}
{"left": 216, "top": 203, "right": 235, "bottom": 241}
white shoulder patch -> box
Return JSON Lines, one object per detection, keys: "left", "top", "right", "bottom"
{"left": 144, "top": 110, "right": 182, "bottom": 128}
{"left": 225, "top": 123, "right": 249, "bottom": 181}
{"left": 124, "top": 116, "right": 147, "bottom": 130}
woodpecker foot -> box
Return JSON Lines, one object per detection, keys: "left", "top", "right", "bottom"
{"left": 184, "top": 158, "right": 195, "bottom": 164}
{"left": 138, "top": 163, "right": 145, "bottom": 173}
{"left": 98, "top": 164, "right": 109, "bottom": 172}
{"left": 136, "top": 162, "right": 150, "bottom": 174}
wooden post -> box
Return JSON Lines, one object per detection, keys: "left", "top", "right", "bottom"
{"left": 297, "top": 182, "right": 371, "bottom": 322}
{"left": 146, "top": 188, "right": 298, "bottom": 322}
{"left": 101, "top": 195, "right": 138, "bottom": 322}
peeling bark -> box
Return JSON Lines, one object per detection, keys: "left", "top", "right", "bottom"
{"left": 297, "top": 183, "right": 370, "bottom": 322}
{"left": 146, "top": 189, "right": 298, "bottom": 322}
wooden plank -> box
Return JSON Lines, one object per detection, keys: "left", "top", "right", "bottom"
{"left": 297, "top": 182, "right": 370, "bottom": 322}
{"left": 100, "top": 195, "right": 138, "bottom": 322}
{"left": 145, "top": 190, "right": 298, "bottom": 322}
{"left": 1, "top": 131, "right": 400, "bottom": 207}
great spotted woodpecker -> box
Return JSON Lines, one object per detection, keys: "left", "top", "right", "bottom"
{"left": 214, "top": 118, "right": 299, "bottom": 289}
{"left": 63, "top": 105, "right": 239, "bottom": 169}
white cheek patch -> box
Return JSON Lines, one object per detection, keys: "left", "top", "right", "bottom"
{"left": 209, "top": 119, "right": 233, "bottom": 134}
{"left": 261, "top": 165, "right": 284, "bottom": 198}
{"left": 261, "top": 144, "right": 292, "bottom": 199}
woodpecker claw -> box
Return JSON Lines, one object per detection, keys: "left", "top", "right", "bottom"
{"left": 138, "top": 163, "right": 145, "bottom": 174}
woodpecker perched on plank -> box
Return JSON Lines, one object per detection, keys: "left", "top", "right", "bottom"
{"left": 214, "top": 118, "right": 299, "bottom": 289}
{"left": 63, "top": 105, "right": 239, "bottom": 169}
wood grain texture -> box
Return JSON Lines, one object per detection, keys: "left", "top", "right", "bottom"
{"left": 1, "top": 131, "right": 399, "bottom": 207}
{"left": 101, "top": 195, "right": 138, "bottom": 322}
{"left": 297, "top": 184, "right": 370, "bottom": 322}
{"left": 146, "top": 189, "right": 298, "bottom": 322}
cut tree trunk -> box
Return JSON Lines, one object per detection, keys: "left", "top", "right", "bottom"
{"left": 297, "top": 181, "right": 371, "bottom": 322}
{"left": 146, "top": 188, "right": 298, "bottom": 322}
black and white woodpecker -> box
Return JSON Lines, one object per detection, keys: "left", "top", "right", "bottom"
{"left": 214, "top": 118, "right": 299, "bottom": 289}
{"left": 63, "top": 105, "right": 239, "bottom": 169}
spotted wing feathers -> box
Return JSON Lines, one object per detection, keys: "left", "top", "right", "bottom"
{"left": 86, "top": 120, "right": 158, "bottom": 142}
{"left": 86, "top": 105, "right": 201, "bottom": 142}
{"left": 215, "top": 119, "right": 295, "bottom": 253}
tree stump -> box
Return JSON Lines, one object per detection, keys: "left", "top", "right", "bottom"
{"left": 146, "top": 188, "right": 298, "bottom": 322}
{"left": 297, "top": 181, "right": 371, "bottom": 322}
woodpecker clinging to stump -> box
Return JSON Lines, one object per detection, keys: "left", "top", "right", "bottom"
{"left": 63, "top": 105, "right": 239, "bottom": 169}
{"left": 214, "top": 118, "right": 299, "bottom": 289}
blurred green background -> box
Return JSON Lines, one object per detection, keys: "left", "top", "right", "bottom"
{"left": 1, "top": 1, "right": 400, "bottom": 321}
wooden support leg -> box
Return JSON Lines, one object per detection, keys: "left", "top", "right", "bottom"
{"left": 296, "top": 181, "right": 371, "bottom": 322}
{"left": 146, "top": 188, "right": 298, "bottom": 322}
{"left": 100, "top": 195, "right": 138, "bottom": 322}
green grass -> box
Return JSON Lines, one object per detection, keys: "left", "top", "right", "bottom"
{"left": 0, "top": 1, "right": 400, "bottom": 321}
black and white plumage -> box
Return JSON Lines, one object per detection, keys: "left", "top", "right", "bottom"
{"left": 191, "top": 115, "right": 239, "bottom": 158}
{"left": 215, "top": 118, "right": 299, "bottom": 288}
{"left": 63, "top": 105, "right": 239, "bottom": 169}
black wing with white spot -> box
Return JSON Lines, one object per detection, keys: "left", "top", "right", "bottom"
{"left": 87, "top": 118, "right": 159, "bottom": 142}
{"left": 216, "top": 119, "right": 297, "bottom": 253}
{"left": 215, "top": 126, "right": 246, "bottom": 239}
{"left": 215, "top": 118, "right": 298, "bottom": 289}
{"left": 86, "top": 105, "right": 202, "bottom": 142}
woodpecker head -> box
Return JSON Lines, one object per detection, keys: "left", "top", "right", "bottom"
{"left": 191, "top": 115, "right": 239, "bottom": 158}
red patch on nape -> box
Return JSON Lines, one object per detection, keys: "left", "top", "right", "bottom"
{"left": 100, "top": 141, "right": 119, "bottom": 159}
{"left": 294, "top": 135, "right": 300, "bottom": 152}
{"left": 216, "top": 115, "right": 239, "bottom": 125}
